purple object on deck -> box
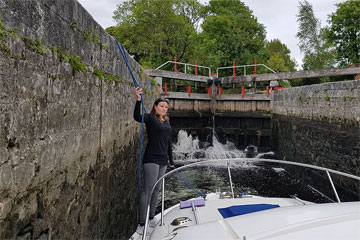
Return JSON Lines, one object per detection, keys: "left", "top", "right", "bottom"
{"left": 180, "top": 199, "right": 205, "bottom": 209}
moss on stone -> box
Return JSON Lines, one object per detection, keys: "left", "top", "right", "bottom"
{"left": 0, "top": 16, "right": 19, "bottom": 55}
{"left": 83, "top": 30, "right": 99, "bottom": 45}
{"left": 23, "top": 37, "right": 46, "bottom": 55}
{"left": 69, "top": 55, "right": 86, "bottom": 72}
{"left": 69, "top": 20, "right": 77, "bottom": 31}
{"left": 100, "top": 41, "right": 109, "bottom": 51}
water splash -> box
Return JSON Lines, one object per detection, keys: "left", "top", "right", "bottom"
{"left": 173, "top": 130, "right": 246, "bottom": 161}
{"left": 172, "top": 130, "right": 200, "bottom": 160}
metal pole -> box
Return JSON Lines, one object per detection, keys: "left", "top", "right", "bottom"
{"left": 227, "top": 161, "right": 235, "bottom": 198}
{"left": 161, "top": 178, "right": 165, "bottom": 226}
{"left": 326, "top": 171, "right": 341, "bottom": 203}
{"left": 142, "top": 204, "right": 151, "bottom": 240}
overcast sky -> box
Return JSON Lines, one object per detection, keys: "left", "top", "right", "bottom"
{"left": 77, "top": 0, "right": 344, "bottom": 69}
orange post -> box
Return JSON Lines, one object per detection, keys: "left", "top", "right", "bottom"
{"left": 163, "top": 83, "right": 167, "bottom": 95}
{"left": 266, "top": 86, "right": 269, "bottom": 97}
{"left": 174, "top": 56, "right": 177, "bottom": 72}
{"left": 195, "top": 60, "right": 198, "bottom": 76}
{"left": 232, "top": 61, "right": 236, "bottom": 77}
{"left": 218, "top": 87, "right": 223, "bottom": 97}
{"left": 185, "top": 85, "right": 191, "bottom": 96}
{"left": 253, "top": 58, "right": 257, "bottom": 75}
{"left": 206, "top": 87, "right": 212, "bottom": 96}
{"left": 241, "top": 87, "right": 245, "bottom": 97}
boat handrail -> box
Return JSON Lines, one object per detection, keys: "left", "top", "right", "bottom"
{"left": 141, "top": 158, "right": 360, "bottom": 239}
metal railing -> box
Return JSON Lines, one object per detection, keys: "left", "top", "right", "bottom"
{"left": 142, "top": 158, "right": 360, "bottom": 239}
{"left": 156, "top": 61, "right": 212, "bottom": 77}
{"left": 216, "top": 64, "right": 276, "bottom": 77}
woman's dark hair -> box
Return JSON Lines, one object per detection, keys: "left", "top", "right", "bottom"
{"left": 151, "top": 98, "right": 169, "bottom": 122}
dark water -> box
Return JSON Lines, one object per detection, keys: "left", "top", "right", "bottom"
{"left": 155, "top": 131, "right": 359, "bottom": 213}
{"left": 157, "top": 162, "right": 334, "bottom": 212}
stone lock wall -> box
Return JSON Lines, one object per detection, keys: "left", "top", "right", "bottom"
{"left": 0, "top": 0, "right": 157, "bottom": 239}
{"left": 271, "top": 81, "right": 360, "bottom": 200}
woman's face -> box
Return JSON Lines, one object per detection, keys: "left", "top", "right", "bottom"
{"left": 154, "top": 101, "right": 168, "bottom": 117}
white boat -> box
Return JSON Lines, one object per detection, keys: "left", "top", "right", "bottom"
{"left": 130, "top": 158, "right": 360, "bottom": 240}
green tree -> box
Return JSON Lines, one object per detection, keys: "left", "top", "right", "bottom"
{"left": 265, "top": 39, "right": 296, "bottom": 73}
{"left": 324, "top": 0, "right": 360, "bottom": 65}
{"left": 196, "top": 0, "right": 266, "bottom": 75}
{"left": 108, "top": 0, "right": 202, "bottom": 68}
{"left": 296, "top": 0, "right": 336, "bottom": 71}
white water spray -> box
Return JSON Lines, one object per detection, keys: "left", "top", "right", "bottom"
{"left": 173, "top": 130, "right": 246, "bottom": 162}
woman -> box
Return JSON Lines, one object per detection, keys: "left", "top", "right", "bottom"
{"left": 133, "top": 87, "right": 174, "bottom": 235}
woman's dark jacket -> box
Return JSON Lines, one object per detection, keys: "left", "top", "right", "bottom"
{"left": 134, "top": 101, "right": 174, "bottom": 166}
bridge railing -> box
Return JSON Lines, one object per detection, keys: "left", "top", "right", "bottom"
{"left": 216, "top": 63, "right": 276, "bottom": 77}
{"left": 156, "top": 60, "right": 212, "bottom": 77}
{"left": 156, "top": 61, "right": 282, "bottom": 97}
{"left": 162, "top": 79, "right": 278, "bottom": 97}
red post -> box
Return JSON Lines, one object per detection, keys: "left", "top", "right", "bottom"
{"left": 253, "top": 58, "right": 257, "bottom": 75}
{"left": 232, "top": 61, "right": 236, "bottom": 77}
{"left": 163, "top": 83, "right": 167, "bottom": 95}
{"left": 195, "top": 60, "right": 198, "bottom": 76}
{"left": 266, "top": 86, "right": 269, "bottom": 97}
{"left": 174, "top": 56, "right": 177, "bottom": 72}
{"left": 206, "top": 87, "right": 212, "bottom": 96}
{"left": 241, "top": 87, "right": 245, "bottom": 97}
{"left": 185, "top": 85, "right": 191, "bottom": 96}
{"left": 218, "top": 87, "right": 223, "bottom": 97}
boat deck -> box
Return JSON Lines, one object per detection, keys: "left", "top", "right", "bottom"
{"left": 149, "top": 193, "right": 311, "bottom": 239}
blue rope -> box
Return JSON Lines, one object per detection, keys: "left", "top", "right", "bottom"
{"left": 113, "top": 37, "right": 206, "bottom": 201}
{"left": 113, "top": 37, "right": 146, "bottom": 200}
{"left": 175, "top": 170, "right": 207, "bottom": 199}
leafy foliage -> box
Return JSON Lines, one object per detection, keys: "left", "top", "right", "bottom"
{"left": 324, "top": 0, "right": 360, "bottom": 65}
{"left": 0, "top": 16, "right": 19, "bottom": 54}
{"left": 23, "top": 37, "right": 47, "bottom": 55}
{"left": 69, "top": 55, "right": 86, "bottom": 72}
{"left": 197, "top": 0, "right": 267, "bottom": 73}
{"left": 264, "top": 39, "right": 296, "bottom": 73}
{"left": 296, "top": 0, "right": 337, "bottom": 71}
{"left": 107, "top": 0, "right": 358, "bottom": 87}
{"left": 108, "top": 0, "right": 267, "bottom": 73}
{"left": 109, "top": 0, "right": 201, "bottom": 68}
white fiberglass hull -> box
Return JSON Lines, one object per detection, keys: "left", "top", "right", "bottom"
{"left": 129, "top": 193, "right": 360, "bottom": 240}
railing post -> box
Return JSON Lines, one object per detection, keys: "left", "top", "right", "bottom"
{"left": 253, "top": 58, "right": 257, "bottom": 75}
{"left": 218, "top": 87, "right": 223, "bottom": 97}
{"left": 227, "top": 161, "right": 235, "bottom": 198}
{"left": 161, "top": 178, "right": 165, "bottom": 226}
{"left": 232, "top": 61, "right": 236, "bottom": 77}
{"left": 266, "top": 86, "right": 269, "bottom": 97}
{"left": 326, "top": 171, "right": 341, "bottom": 203}
{"left": 174, "top": 56, "right": 177, "bottom": 72}
{"left": 163, "top": 83, "right": 167, "bottom": 95}
{"left": 185, "top": 85, "right": 191, "bottom": 96}
{"left": 241, "top": 87, "right": 245, "bottom": 97}
{"left": 206, "top": 87, "right": 212, "bottom": 96}
{"left": 195, "top": 60, "right": 198, "bottom": 76}
{"left": 142, "top": 204, "right": 151, "bottom": 240}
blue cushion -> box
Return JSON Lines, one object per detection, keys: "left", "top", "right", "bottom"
{"left": 218, "top": 204, "right": 280, "bottom": 218}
